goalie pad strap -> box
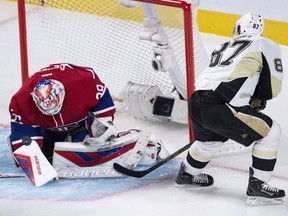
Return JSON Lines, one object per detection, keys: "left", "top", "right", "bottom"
{"left": 124, "top": 130, "right": 151, "bottom": 168}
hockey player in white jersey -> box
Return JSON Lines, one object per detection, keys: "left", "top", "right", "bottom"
{"left": 175, "top": 13, "right": 285, "bottom": 205}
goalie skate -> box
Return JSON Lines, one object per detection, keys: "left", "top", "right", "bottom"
{"left": 246, "top": 167, "right": 285, "bottom": 205}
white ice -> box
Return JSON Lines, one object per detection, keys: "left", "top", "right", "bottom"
{"left": 0, "top": 1, "right": 287, "bottom": 216}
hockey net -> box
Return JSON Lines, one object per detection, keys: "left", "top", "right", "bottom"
{"left": 17, "top": 0, "right": 250, "bottom": 157}
{"left": 18, "top": 0, "right": 208, "bottom": 96}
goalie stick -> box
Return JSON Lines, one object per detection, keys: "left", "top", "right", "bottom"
{"left": 113, "top": 141, "right": 194, "bottom": 178}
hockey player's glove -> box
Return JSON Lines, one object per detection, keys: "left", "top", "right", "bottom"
{"left": 249, "top": 96, "right": 266, "bottom": 111}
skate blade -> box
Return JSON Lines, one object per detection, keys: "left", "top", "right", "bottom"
{"left": 247, "top": 196, "right": 285, "bottom": 206}
{"left": 174, "top": 183, "right": 199, "bottom": 188}
{"left": 174, "top": 183, "right": 213, "bottom": 188}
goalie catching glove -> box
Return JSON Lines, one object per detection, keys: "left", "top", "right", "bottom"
{"left": 120, "top": 81, "right": 188, "bottom": 124}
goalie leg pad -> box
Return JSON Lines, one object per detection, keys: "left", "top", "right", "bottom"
{"left": 53, "top": 129, "right": 169, "bottom": 168}
{"left": 53, "top": 130, "right": 140, "bottom": 168}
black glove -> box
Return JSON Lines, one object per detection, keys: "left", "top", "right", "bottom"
{"left": 249, "top": 96, "right": 266, "bottom": 111}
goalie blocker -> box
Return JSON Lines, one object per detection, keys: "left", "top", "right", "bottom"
{"left": 121, "top": 81, "right": 188, "bottom": 124}
{"left": 13, "top": 137, "right": 58, "bottom": 187}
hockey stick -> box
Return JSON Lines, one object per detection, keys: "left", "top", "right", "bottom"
{"left": 113, "top": 141, "right": 194, "bottom": 178}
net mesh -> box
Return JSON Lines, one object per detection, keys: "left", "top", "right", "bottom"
{"left": 21, "top": 0, "right": 209, "bottom": 98}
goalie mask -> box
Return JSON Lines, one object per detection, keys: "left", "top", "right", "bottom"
{"left": 233, "top": 13, "right": 264, "bottom": 37}
{"left": 31, "top": 79, "right": 65, "bottom": 115}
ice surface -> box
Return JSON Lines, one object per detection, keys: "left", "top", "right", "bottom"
{"left": 0, "top": 1, "right": 287, "bottom": 216}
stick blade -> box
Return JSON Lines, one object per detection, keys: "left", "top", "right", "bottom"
{"left": 113, "top": 142, "right": 193, "bottom": 178}
{"left": 113, "top": 163, "right": 147, "bottom": 178}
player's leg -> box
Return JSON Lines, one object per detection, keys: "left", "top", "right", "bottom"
{"left": 199, "top": 103, "right": 285, "bottom": 204}
{"left": 175, "top": 91, "right": 230, "bottom": 186}
{"left": 246, "top": 121, "right": 285, "bottom": 205}
{"left": 204, "top": 104, "right": 272, "bottom": 146}
{"left": 175, "top": 118, "right": 227, "bottom": 186}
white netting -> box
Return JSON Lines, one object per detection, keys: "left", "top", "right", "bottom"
{"left": 21, "top": 0, "right": 208, "bottom": 99}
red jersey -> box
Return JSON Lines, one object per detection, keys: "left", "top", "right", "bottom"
{"left": 9, "top": 63, "right": 116, "bottom": 148}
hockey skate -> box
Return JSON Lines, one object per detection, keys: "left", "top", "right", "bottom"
{"left": 246, "top": 167, "right": 285, "bottom": 205}
{"left": 175, "top": 162, "right": 214, "bottom": 186}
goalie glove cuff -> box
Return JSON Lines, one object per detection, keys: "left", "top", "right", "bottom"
{"left": 152, "top": 95, "right": 188, "bottom": 124}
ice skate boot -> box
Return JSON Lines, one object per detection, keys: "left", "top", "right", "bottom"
{"left": 175, "top": 162, "right": 214, "bottom": 186}
{"left": 246, "top": 167, "right": 285, "bottom": 205}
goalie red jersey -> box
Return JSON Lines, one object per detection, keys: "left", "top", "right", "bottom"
{"left": 9, "top": 63, "right": 116, "bottom": 150}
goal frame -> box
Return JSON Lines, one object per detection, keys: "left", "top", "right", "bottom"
{"left": 17, "top": 0, "right": 196, "bottom": 141}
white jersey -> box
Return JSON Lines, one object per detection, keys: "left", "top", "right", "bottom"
{"left": 196, "top": 34, "right": 283, "bottom": 107}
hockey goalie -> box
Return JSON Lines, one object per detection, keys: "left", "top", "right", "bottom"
{"left": 8, "top": 63, "right": 168, "bottom": 186}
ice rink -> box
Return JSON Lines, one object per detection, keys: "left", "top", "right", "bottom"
{"left": 0, "top": 1, "right": 287, "bottom": 216}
